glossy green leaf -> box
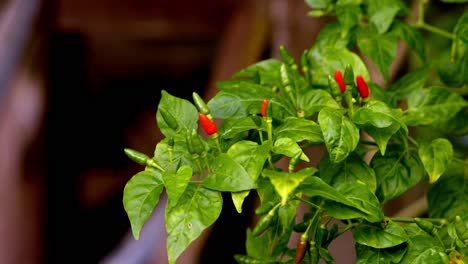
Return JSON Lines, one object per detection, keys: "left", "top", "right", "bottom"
{"left": 356, "top": 243, "right": 407, "bottom": 264}
{"left": 391, "top": 21, "right": 426, "bottom": 61}
{"left": 388, "top": 65, "right": 431, "bottom": 98}
{"left": 418, "top": 138, "right": 453, "bottom": 183}
{"left": 399, "top": 234, "right": 446, "bottom": 264}
{"left": 231, "top": 191, "right": 250, "bottom": 214}
{"left": 371, "top": 145, "right": 425, "bottom": 202}
{"left": 233, "top": 59, "right": 282, "bottom": 86}
{"left": 227, "top": 140, "right": 271, "bottom": 181}
{"left": 353, "top": 221, "right": 408, "bottom": 248}
{"left": 245, "top": 228, "right": 271, "bottom": 259}
{"left": 319, "top": 152, "right": 377, "bottom": 193}
{"left": 336, "top": 4, "right": 361, "bottom": 37}
{"left": 163, "top": 165, "right": 193, "bottom": 205}
{"left": 166, "top": 184, "right": 222, "bottom": 264}
{"left": 308, "top": 46, "right": 370, "bottom": 86}
{"left": 269, "top": 201, "right": 300, "bottom": 256}
{"left": 298, "top": 176, "right": 370, "bottom": 215}
{"left": 274, "top": 117, "right": 323, "bottom": 143}
{"left": 428, "top": 173, "right": 468, "bottom": 219}
{"left": 367, "top": 0, "right": 405, "bottom": 34}
{"left": 403, "top": 86, "right": 468, "bottom": 126}
{"left": 273, "top": 138, "right": 309, "bottom": 162}
{"left": 219, "top": 116, "right": 262, "bottom": 139}
{"left": 357, "top": 30, "right": 397, "bottom": 81}
{"left": 368, "top": 83, "right": 397, "bottom": 107}
{"left": 325, "top": 182, "right": 383, "bottom": 223}
{"left": 203, "top": 153, "right": 255, "bottom": 192}
{"left": 156, "top": 90, "right": 198, "bottom": 137}
{"left": 313, "top": 22, "right": 351, "bottom": 51}
{"left": 154, "top": 137, "right": 196, "bottom": 173}
{"left": 319, "top": 108, "right": 360, "bottom": 163}
{"left": 123, "top": 170, "right": 164, "bottom": 240}
{"left": 262, "top": 167, "right": 317, "bottom": 205}
{"left": 299, "top": 89, "right": 341, "bottom": 117}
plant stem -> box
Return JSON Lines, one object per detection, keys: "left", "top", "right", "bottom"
{"left": 415, "top": 22, "right": 454, "bottom": 40}
{"left": 147, "top": 159, "right": 165, "bottom": 172}
{"left": 389, "top": 217, "right": 447, "bottom": 224}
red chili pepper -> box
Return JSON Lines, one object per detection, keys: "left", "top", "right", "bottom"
{"left": 294, "top": 234, "right": 308, "bottom": 264}
{"left": 261, "top": 99, "right": 269, "bottom": 118}
{"left": 334, "top": 69, "right": 346, "bottom": 93}
{"left": 199, "top": 113, "right": 217, "bottom": 135}
{"left": 356, "top": 75, "right": 369, "bottom": 98}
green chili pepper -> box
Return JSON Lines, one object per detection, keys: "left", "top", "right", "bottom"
{"left": 252, "top": 204, "right": 279, "bottom": 236}
{"left": 159, "top": 107, "right": 179, "bottom": 131}
{"left": 280, "top": 64, "right": 296, "bottom": 104}
{"left": 234, "top": 255, "right": 274, "bottom": 264}
{"left": 309, "top": 241, "right": 319, "bottom": 264}
{"left": 415, "top": 218, "right": 436, "bottom": 235}
{"left": 185, "top": 130, "right": 195, "bottom": 154}
{"left": 294, "top": 233, "right": 309, "bottom": 264}
{"left": 288, "top": 151, "right": 303, "bottom": 173}
{"left": 454, "top": 216, "right": 468, "bottom": 240}
{"left": 192, "top": 92, "right": 212, "bottom": 118}
{"left": 191, "top": 129, "right": 206, "bottom": 154}
{"left": 328, "top": 75, "right": 342, "bottom": 98}
{"left": 343, "top": 64, "right": 354, "bottom": 86}
{"left": 124, "top": 148, "right": 149, "bottom": 166}
{"left": 279, "top": 45, "right": 297, "bottom": 70}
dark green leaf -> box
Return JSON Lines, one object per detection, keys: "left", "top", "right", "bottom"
{"left": 368, "top": 82, "right": 397, "bottom": 107}
{"left": 428, "top": 172, "right": 468, "bottom": 219}
{"left": 319, "top": 152, "right": 377, "bottom": 193}
{"left": 163, "top": 166, "right": 193, "bottom": 205}
{"left": 166, "top": 184, "right": 222, "bottom": 264}
{"left": 357, "top": 30, "right": 397, "bottom": 81}
{"left": 371, "top": 145, "right": 425, "bottom": 202}
{"left": 203, "top": 153, "right": 255, "bottom": 192}
{"left": 353, "top": 221, "right": 408, "bottom": 248}
{"left": 399, "top": 234, "right": 446, "bottom": 264}
{"left": 336, "top": 4, "right": 361, "bottom": 37}
{"left": 313, "top": 22, "right": 351, "bottom": 51}
{"left": 220, "top": 116, "right": 262, "bottom": 139}
{"left": 391, "top": 21, "right": 426, "bottom": 61}
{"left": 440, "top": 0, "right": 468, "bottom": 3}
{"left": 454, "top": 11, "right": 468, "bottom": 43}
{"left": 367, "top": 0, "right": 405, "bottom": 34}
{"left": 123, "top": 170, "right": 164, "bottom": 240}
{"left": 157, "top": 90, "right": 198, "bottom": 137}
{"left": 418, "top": 138, "right": 453, "bottom": 183}
{"left": 274, "top": 117, "right": 323, "bottom": 143}
{"left": 245, "top": 229, "right": 272, "bottom": 259}
{"left": 263, "top": 168, "right": 317, "bottom": 204}
{"left": 233, "top": 59, "right": 282, "bottom": 86}
{"left": 325, "top": 182, "right": 384, "bottom": 222}
{"left": 403, "top": 86, "right": 468, "bottom": 126}
{"left": 299, "top": 89, "right": 341, "bottom": 117}
{"left": 356, "top": 243, "right": 407, "bottom": 264}
{"left": 319, "top": 108, "right": 360, "bottom": 163}
{"left": 227, "top": 140, "right": 271, "bottom": 181}
{"left": 388, "top": 65, "right": 431, "bottom": 98}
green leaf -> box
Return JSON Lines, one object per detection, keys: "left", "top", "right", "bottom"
{"left": 336, "top": 4, "right": 361, "bottom": 37}
{"left": 163, "top": 166, "right": 193, "bottom": 205}
{"left": 454, "top": 11, "right": 468, "bottom": 43}
{"left": 388, "top": 65, "right": 431, "bottom": 98}
{"left": 441, "top": 0, "right": 468, "bottom": 4}
{"left": 245, "top": 228, "right": 271, "bottom": 259}
{"left": 428, "top": 172, "right": 468, "bottom": 219}
{"left": 154, "top": 137, "right": 196, "bottom": 173}
{"left": 368, "top": 82, "right": 397, "bottom": 107}
{"left": 231, "top": 191, "right": 250, "bottom": 213}
{"left": 305, "top": 0, "right": 331, "bottom": 9}
{"left": 233, "top": 59, "right": 282, "bottom": 86}
{"left": 227, "top": 140, "right": 271, "bottom": 181}
{"left": 298, "top": 176, "right": 370, "bottom": 215}
{"left": 123, "top": 170, "right": 164, "bottom": 240}
{"left": 325, "top": 182, "right": 384, "bottom": 223}
{"left": 299, "top": 89, "right": 341, "bottom": 117}
{"left": 356, "top": 243, "right": 407, "bottom": 264}
{"left": 391, "top": 21, "right": 426, "bottom": 61}
{"left": 262, "top": 167, "right": 317, "bottom": 205}
{"left": 399, "top": 234, "right": 446, "bottom": 264}
{"left": 156, "top": 90, "right": 198, "bottom": 137}
{"left": 371, "top": 145, "right": 425, "bottom": 202}
{"left": 318, "top": 108, "right": 360, "bottom": 163}
{"left": 308, "top": 46, "right": 370, "bottom": 86}
{"left": 219, "top": 116, "right": 262, "bottom": 139}
{"left": 353, "top": 221, "right": 408, "bottom": 248}
{"left": 274, "top": 117, "right": 323, "bottom": 143}
{"left": 367, "top": 0, "right": 405, "bottom": 34}
{"left": 357, "top": 30, "right": 397, "bottom": 81}
{"left": 166, "top": 184, "right": 222, "bottom": 264}
{"left": 403, "top": 86, "right": 468, "bottom": 126}
{"left": 273, "top": 138, "right": 310, "bottom": 162}
{"left": 313, "top": 22, "right": 351, "bottom": 51}
{"left": 203, "top": 153, "right": 255, "bottom": 192}
{"left": 319, "top": 152, "right": 377, "bottom": 193}
{"left": 418, "top": 138, "right": 454, "bottom": 183}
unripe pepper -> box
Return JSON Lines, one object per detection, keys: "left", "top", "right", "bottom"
{"left": 356, "top": 75, "right": 369, "bottom": 99}
{"left": 192, "top": 92, "right": 213, "bottom": 119}
{"left": 454, "top": 216, "right": 468, "bottom": 240}
{"left": 261, "top": 99, "right": 268, "bottom": 118}
{"left": 191, "top": 129, "right": 206, "bottom": 154}
{"left": 414, "top": 218, "right": 436, "bottom": 235}
{"left": 252, "top": 204, "right": 279, "bottom": 236}
{"left": 344, "top": 64, "right": 354, "bottom": 85}
{"left": 334, "top": 69, "right": 346, "bottom": 93}
{"left": 159, "top": 107, "right": 179, "bottom": 130}
{"left": 294, "top": 232, "right": 309, "bottom": 264}
{"left": 199, "top": 113, "right": 217, "bottom": 135}
{"left": 124, "top": 148, "right": 149, "bottom": 166}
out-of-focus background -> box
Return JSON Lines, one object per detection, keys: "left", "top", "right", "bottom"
{"left": 0, "top": 0, "right": 450, "bottom": 263}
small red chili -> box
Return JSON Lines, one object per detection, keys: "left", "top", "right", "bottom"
{"left": 294, "top": 233, "right": 308, "bottom": 264}
{"left": 199, "top": 113, "right": 217, "bottom": 135}
{"left": 356, "top": 75, "right": 369, "bottom": 98}
{"left": 334, "top": 69, "right": 346, "bottom": 93}
{"left": 261, "top": 99, "right": 269, "bottom": 118}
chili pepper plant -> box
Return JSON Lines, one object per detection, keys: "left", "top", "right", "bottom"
{"left": 123, "top": 0, "right": 468, "bottom": 263}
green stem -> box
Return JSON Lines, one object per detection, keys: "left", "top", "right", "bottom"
{"left": 212, "top": 133, "right": 223, "bottom": 153}
{"left": 407, "top": 136, "right": 419, "bottom": 146}
{"left": 389, "top": 217, "right": 447, "bottom": 225}
{"left": 147, "top": 159, "right": 165, "bottom": 172}
{"left": 415, "top": 22, "right": 454, "bottom": 40}
{"left": 344, "top": 89, "right": 354, "bottom": 116}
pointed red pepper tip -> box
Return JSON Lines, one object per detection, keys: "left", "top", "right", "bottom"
{"left": 356, "top": 75, "right": 369, "bottom": 99}
{"left": 261, "top": 99, "right": 269, "bottom": 118}
{"left": 334, "top": 69, "right": 346, "bottom": 93}
{"left": 199, "top": 113, "right": 217, "bottom": 135}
